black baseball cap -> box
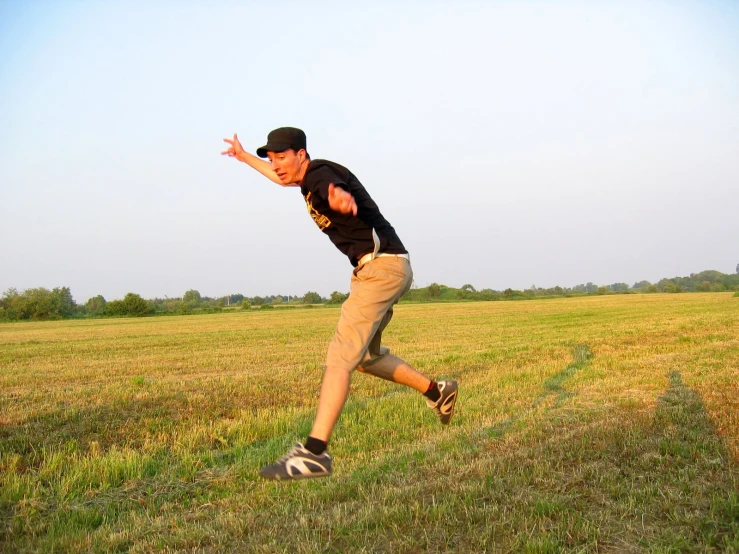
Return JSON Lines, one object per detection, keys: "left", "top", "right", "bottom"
{"left": 256, "top": 127, "right": 307, "bottom": 158}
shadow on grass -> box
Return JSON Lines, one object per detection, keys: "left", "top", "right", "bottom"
{"left": 308, "top": 368, "right": 738, "bottom": 553}
{"left": 0, "top": 377, "right": 315, "bottom": 463}
{"left": 0, "top": 394, "right": 217, "bottom": 463}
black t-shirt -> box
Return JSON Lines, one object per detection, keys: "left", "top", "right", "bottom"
{"left": 300, "top": 159, "right": 407, "bottom": 266}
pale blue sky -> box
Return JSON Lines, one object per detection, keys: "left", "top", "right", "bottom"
{"left": 1, "top": 1, "right": 737, "bottom": 302}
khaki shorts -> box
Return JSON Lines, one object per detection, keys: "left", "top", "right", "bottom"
{"left": 326, "top": 256, "right": 413, "bottom": 372}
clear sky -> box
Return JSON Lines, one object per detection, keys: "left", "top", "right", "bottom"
{"left": 1, "top": 1, "right": 737, "bottom": 303}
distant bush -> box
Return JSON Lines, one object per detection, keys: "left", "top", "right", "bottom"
{"left": 85, "top": 295, "right": 107, "bottom": 316}
{"left": 182, "top": 289, "right": 202, "bottom": 309}
{"left": 260, "top": 304, "right": 275, "bottom": 310}
{"left": 327, "top": 291, "right": 349, "bottom": 304}
{"left": 503, "top": 288, "right": 525, "bottom": 299}
{"left": 302, "top": 291, "right": 323, "bottom": 304}
{"left": 105, "top": 293, "right": 154, "bottom": 317}
{"left": 695, "top": 281, "right": 712, "bottom": 292}
{"left": 0, "top": 287, "right": 76, "bottom": 321}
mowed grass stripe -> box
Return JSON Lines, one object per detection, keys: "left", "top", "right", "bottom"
{"left": 1, "top": 294, "right": 737, "bottom": 552}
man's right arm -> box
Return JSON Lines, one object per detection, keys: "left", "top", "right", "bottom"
{"left": 221, "top": 133, "right": 293, "bottom": 186}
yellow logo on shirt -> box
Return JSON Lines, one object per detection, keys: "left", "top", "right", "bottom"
{"left": 305, "top": 192, "right": 332, "bottom": 231}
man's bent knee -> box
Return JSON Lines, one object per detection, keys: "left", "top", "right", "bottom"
{"left": 361, "top": 346, "right": 391, "bottom": 368}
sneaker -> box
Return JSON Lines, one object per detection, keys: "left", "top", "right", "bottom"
{"left": 426, "top": 380, "right": 458, "bottom": 424}
{"left": 259, "top": 443, "right": 333, "bottom": 480}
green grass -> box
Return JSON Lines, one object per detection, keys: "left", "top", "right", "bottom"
{"left": 1, "top": 294, "right": 738, "bottom": 552}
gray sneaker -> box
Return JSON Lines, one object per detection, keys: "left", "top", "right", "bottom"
{"left": 426, "top": 380, "right": 458, "bottom": 424}
{"left": 259, "top": 443, "right": 333, "bottom": 480}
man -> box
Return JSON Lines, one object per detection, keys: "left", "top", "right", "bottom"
{"left": 221, "top": 127, "right": 458, "bottom": 480}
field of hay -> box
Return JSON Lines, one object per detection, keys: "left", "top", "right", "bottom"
{"left": 1, "top": 293, "right": 737, "bottom": 552}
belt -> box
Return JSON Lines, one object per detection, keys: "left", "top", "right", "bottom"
{"left": 357, "top": 252, "right": 410, "bottom": 267}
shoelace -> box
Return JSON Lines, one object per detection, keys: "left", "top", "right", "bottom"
{"left": 276, "top": 444, "right": 304, "bottom": 464}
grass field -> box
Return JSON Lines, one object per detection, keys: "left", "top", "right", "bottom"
{"left": 1, "top": 293, "right": 738, "bottom": 553}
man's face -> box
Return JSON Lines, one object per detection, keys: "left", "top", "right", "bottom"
{"left": 268, "top": 149, "right": 306, "bottom": 184}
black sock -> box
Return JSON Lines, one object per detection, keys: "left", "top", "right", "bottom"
{"left": 424, "top": 381, "right": 441, "bottom": 402}
{"left": 304, "top": 436, "right": 328, "bottom": 455}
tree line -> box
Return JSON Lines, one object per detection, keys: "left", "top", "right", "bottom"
{"left": 402, "top": 269, "right": 739, "bottom": 303}
{"left": 2, "top": 269, "right": 737, "bottom": 322}
{"left": 0, "top": 288, "right": 344, "bottom": 321}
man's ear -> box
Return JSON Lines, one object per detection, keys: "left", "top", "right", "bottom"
{"left": 298, "top": 149, "right": 307, "bottom": 162}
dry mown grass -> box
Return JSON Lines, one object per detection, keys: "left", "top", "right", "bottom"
{"left": 1, "top": 293, "right": 737, "bottom": 552}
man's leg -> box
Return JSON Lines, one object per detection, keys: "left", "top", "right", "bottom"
{"left": 357, "top": 302, "right": 458, "bottom": 421}
{"left": 308, "top": 365, "right": 351, "bottom": 442}
{"left": 259, "top": 260, "right": 394, "bottom": 480}
{"left": 258, "top": 369, "right": 343, "bottom": 481}
{"left": 306, "top": 353, "right": 437, "bottom": 444}
{"left": 357, "top": 354, "right": 431, "bottom": 393}
{"left": 358, "top": 354, "right": 458, "bottom": 425}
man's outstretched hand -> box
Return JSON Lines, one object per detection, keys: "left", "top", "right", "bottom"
{"left": 221, "top": 133, "right": 245, "bottom": 159}
{"left": 328, "top": 183, "right": 357, "bottom": 216}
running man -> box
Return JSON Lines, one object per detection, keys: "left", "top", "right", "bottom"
{"left": 221, "top": 127, "right": 458, "bottom": 480}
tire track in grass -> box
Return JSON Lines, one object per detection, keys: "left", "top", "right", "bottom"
{"left": 487, "top": 343, "right": 592, "bottom": 438}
